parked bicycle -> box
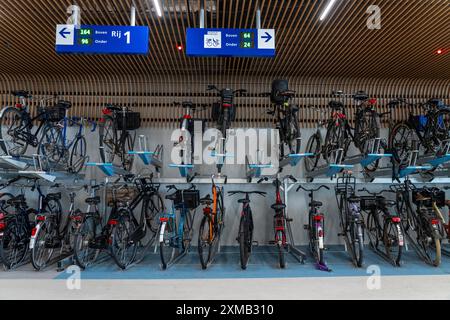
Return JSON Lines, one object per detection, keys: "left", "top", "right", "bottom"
{"left": 267, "top": 80, "right": 301, "bottom": 161}
{"left": 198, "top": 175, "right": 226, "bottom": 269}
{"left": 38, "top": 116, "right": 96, "bottom": 173}
{"left": 392, "top": 180, "right": 443, "bottom": 266}
{"left": 335, "top": 172, "right": 364, "bottom": 267}
{"left": 99, "top": 104, "right": 141, "bottom": 171}
{"left": 297, "top": 185, "right": 331, "bottom": 271}
{"left": 228, "top": 190, "right": 266, "bottom": 270}
{"left": 0, "top": 91, "right": 71, "bottom": 158}
{"left": 159, "top": 184, "right": 199, "bottom": 270}
{"left": 389, "top": 99, "right": 450, "bottom": 166}
{"left": 207, "top": 85, "right": 246, "bottom": 173}
{"left": 358, "top": 188, "right": 404, "bottom": 266}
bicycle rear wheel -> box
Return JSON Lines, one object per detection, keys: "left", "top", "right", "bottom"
{"left": 304, "top": 133, "right": 322, "bottom": 172}
{"left": 198, "top": 215, "right": 212, "bottom": 269}
{"left": 121, "top": 132, "right": 135, "bottom": 171}
{"left": 73, "top": 216, "right": 99, "bottom": 270}
{"left": 0, "top": 107, "right": 28, "bottom": 156}
{"left": 111, "top": 212, "right": 139, "bottom": 270}
{"left": 383, "top": 219, "right": 403, "bottom": 266}
{"left": 350, "top": 223, "right": 364, "bottom": 267}
{"left": 159, "top": 218, "right": 177, "bottom": 270}
{"left": 238, "top": 214, "right": 253, "bottom": 270}
{"left": 69, "top": 136, "right": 87, "bottom": 173}
{"left": 389, "top": 123, "right": 418, "bottom": 165}
{"left": 276, "top": 230, "right": 286, "bottom": 269}
{"left": 38, "top": 125, "right": 65, "bottom": 171}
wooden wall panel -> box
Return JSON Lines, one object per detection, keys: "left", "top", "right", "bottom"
{"left": 0, "top": 73, "right": 448, "bottom": 128}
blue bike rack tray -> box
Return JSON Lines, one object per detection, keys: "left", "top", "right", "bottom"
{"left": 360, "top": 153, "right": 393, "bottom": 168}
{"left": 398, "top": 165, "right": 433, "bottom": 178}
{"left": 326, "top": 164, "right": 354, "bottom": 177}
{"left": 169, "top": 164, "right": 195, "bottom": 178}
{"left": 86, "top": 163, "right": 129, "bottom": 177}
{"left": 247, "top": 163, "right": 273, "bottom": 178}
{"left": 427, "top": 154, "right": 450, "bottom": 168}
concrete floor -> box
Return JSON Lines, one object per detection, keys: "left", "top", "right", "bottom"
{"left": 1, "top": 246, "right": 449, "bottom": 300}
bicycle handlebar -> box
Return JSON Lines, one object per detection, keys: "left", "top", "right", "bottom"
{"left": 228, "top": 191, "right": 266, "bottom": 197}
{"left": 357, "top": 188, "right": 393, "bottom": 196}
{"left": 296, "top": 185, "right": 330, "bottom": 193}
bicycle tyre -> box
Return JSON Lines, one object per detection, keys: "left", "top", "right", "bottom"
{"left": 69, "top": 136, "right": 87, "bottom": 173}
{"left": 120, "top": 132, "right": 135, "bottom": 172}
{"left": 31, "top": 220, "right": 57, "bottom": 271}
{"left": 111, "top": 212, "right": 139, "bottom": 270}
{"left": 304, "top": 133, "right": 322, "bottom": 172}
{"left": 0, "top": 107, "right": 28, "bottom": 156}
{"left": 99, "top": 115, "right": 116, "bottom": 165}
{"left": 366, "top": 212, "right": 380, "bottom": 250}
{"left": 389, "top": 122, "right": 418, "bottom": 165}
{"left": 198, "top": 215, "right": 212, "bottom": 269}
{"left": 38, "top": 125, "right": 65, "bottom": 171}
{"left": 277, "top": 230, "right": 286, "bottom": 269}
{"left": 0, "top": 220, "right": 29, "bottom": 269}
{"left": 159, "top": 219, "right": 177, "bottom": 270}
{"left": 73, "top": 216, "right": 99, "bottom": 270}
{"left": 383, "top": 219, "right": 403, "bottom": 266}
{"left": 238, "top": 215, "right": 252, "bottom": 270}
{"left": 351, "top": 223, "right": 364, "bottom": 268}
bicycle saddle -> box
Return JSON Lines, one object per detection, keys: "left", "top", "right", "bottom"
{"left": 200, "top": 194, "right": 213, "bottom": 205}
{"left": 46, "top": 193, "right": 61, "bottom": 201}
{"left": 85, "top": 196, "right": 101, "bottom": 205}
{"left": 11, "top": 90, "right": 30, "bottom": 98}
{"left": 238, "top": 198, "right": 250, "bottom": 204}
{"left": 353, "top": 92, "right": 369, "bottom": 102}
{"left": 309, "top": 200, "right": 323, "bottom": 208}
{"left": 271, "top": 203, "right": 286, "bottom": 211}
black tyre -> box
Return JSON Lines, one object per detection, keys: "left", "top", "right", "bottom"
{"left": 389, "top": 123, "right": 418, "bottom": 165}
{"left": 198, "top": 215, "right": 212, "bottom": 269}
{"left": 277, "top": 230, "right": 286, "bottom": 269}
{"left": 0, "top": 107, "right": 28, "bottom": 156}
{"left": 383, "top": 219, "right": 403, "bottom": 266}
{"left": 0, "top": 220, "right": 29, "bottom": 269}
{"left": 366, "top": 213, "right": 380, "bottom": 250}
{"left": 120, "top": 132, "right": 135, "bottom": 172}
{"left": 324, "top": 121, "right": 345, "bottom": 164}
{"left": 351, "top": 223, "right": 364, "bottom": 268}
{"left": 238, "top": 215, "right": 252, "bottom": 270}
{"left": 357, "top": 111, "right": 381, "bottom": 172}
{"left": 111, "top": 212, "right": 139, "bottom": 270}
{"left": 73, "top": 216, "right": 99, "bottom": 270}
{"left": 99, "top": 115, "right": 116, "bottom": 164}
{"left": 38, "top": 125, "right": 65, "bottom": 171}
{"left": 31, "top": 220, "right": 57, "bottom": 271}
{"left": 159, "top": 219, "right": 177, "bottom": 270}
{"left": 70, "top": 136, "right": 87, "bottom": 173}
{"left": 304, "top": 133, "right": 322, "bottom": 172}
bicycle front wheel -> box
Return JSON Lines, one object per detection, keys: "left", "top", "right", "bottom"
{"left": 121, "top": 132, "right": 135, "bottom": 172}
{"left": 69, "top": 136, "right": 87, "bottom": 173}
{"left": 0, "top": 107, "right": 28, "bottom": 156}
{"left": 350, "top": 223, "right": 364, "bottom": 268}
{"left": 159, "top": 219, "right": 177, "bottom": 270}
{"left": 304, "top": 133, "right": 322, "bottom": 172}
{"left": 383, "top": 219, "right": 403, "bottom": 266}
{"left": 99, "top": 115, "right": 116, "bottom": 164}
{"left": 38, "top": 125, "right": 65, "bottom": 171}
{"left": 276, "top": 230, "right": 286, "bottom": 269}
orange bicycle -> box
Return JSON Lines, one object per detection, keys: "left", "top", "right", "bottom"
{"left": 198, "top": 175, "right": 226, "bottom": 269}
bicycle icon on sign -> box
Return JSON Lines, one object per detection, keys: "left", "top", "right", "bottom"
{"left": 204, "top": 32, "right": 222, "bottom": 49}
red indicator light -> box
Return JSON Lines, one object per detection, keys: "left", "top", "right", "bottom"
{"left": 177, "top": 44, "right": 184, "bottom": 52}
{"left": 436, "top": 49, "right": 443, "bottom": 55}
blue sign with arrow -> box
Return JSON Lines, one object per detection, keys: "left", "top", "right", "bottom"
{"left": 186, "top": 28, "right": 276, "bottom": 57}
{"left": 55, "top": 25, "right": 149, "bottom": 55}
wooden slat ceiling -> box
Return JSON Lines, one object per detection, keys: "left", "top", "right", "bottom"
{"left": 0, "top": 0, "right": 448, "bottom": 80}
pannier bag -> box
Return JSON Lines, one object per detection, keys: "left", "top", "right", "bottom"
{"left": 271, "top": 79, "right": 289, "bottom": 105}
{"left": 116, "top": 111, "right": 141, "bottom": 131}
{"left": 412, "top": 188, "right": 446, "bottom": 208}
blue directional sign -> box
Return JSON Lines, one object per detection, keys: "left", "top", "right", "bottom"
{"left": 186, "top": 28, "right": 276, "bottom": 57}
{"left": 55, "top": 25, "right": 149, "bottom": 55}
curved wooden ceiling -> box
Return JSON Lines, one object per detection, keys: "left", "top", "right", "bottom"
{"left": 0, "top": 0, "right": 448, "bottom": 80}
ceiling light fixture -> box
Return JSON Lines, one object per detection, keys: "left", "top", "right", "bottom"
{"left": 436, "top": 49, "right": 443, "bottom": 55}
{"left": 320, "top": 0, "right": 338, "bottom": 21}
{"left": 153, "top": 0, "right": 162, "bottom": 17}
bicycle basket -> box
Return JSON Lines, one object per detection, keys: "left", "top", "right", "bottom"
{"left": 172, "top": 190, "right": 200, "bottom": 209}
{"left": 116, "top": 111, "right": 141, "bottom": 131}
{"left": 412, "top": 189, "right": 445, "bottom": 207}
{"left": 271, "top": 79, "right": 289, "bottom": 104}
{"left": 106, "top": 185, "right": 139, "bottom": 207}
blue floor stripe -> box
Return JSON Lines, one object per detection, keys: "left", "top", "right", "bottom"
{"left": 55, "top": 246, "right": 450, "bottom": 280}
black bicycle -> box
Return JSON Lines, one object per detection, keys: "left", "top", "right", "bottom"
{"left": 358, "top": 188, "right": 404, "bottom": 266}
{"left": 267, "top": 80, "right": 301, "bottom": 160}
{"left": 389, "top": 99, "right": 450, "bottom": 166}
{"left": 207, "top": 85, "right": 246, "bottom": 173}
{"left": 99, "top": 104, "right": 141, "bottom": 171}
{"left": 335, "top": 173, "right": 364, "bottom": 267}
{"left": 0, "top": 91, "right": 71, "bottom": 158}
{"left": 108, "top": 175, "right": 164, "bottom": 269}
{"left": 228, "top": 190, "right": 266, "bottom": 270}
{"left": 297, "top": 185, "right": 331, "bottom": 271}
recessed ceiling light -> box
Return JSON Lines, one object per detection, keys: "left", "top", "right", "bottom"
{"left": 320, "top": 0, "right": 338, "bottom": 21}
{"left": 153, "top": 0, "right": 162, "bottom": 17}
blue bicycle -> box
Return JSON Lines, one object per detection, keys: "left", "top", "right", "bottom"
{"left": 38, "top": 113, "right": 96, "bottom": 173}
{"left": 158, "top": 184, "right": 200, "bottom": 269}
